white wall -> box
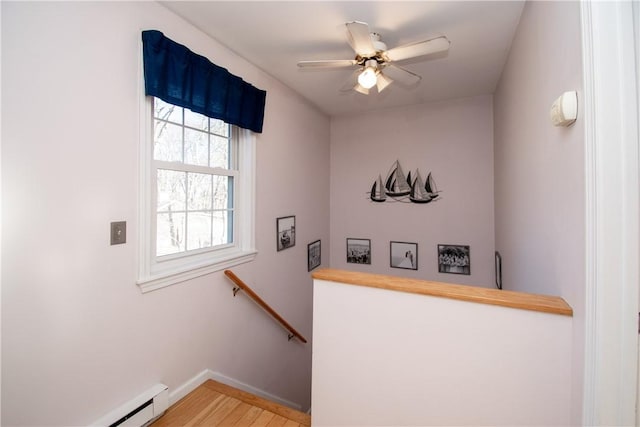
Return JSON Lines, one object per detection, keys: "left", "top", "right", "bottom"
{"left": 330, "top": 96, "right": 495, "bottom": 287}
{"left": 493, "top": 1, "right": 585, "bottom": 424}
{"left": 312, "top": 278, "right": 573, "bottom": 426}
{"left": 1, "top": 2, "right": 329, "bottom": 425}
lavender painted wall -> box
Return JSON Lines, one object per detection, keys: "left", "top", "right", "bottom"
{"left": 493, "top": 1, "right": 584, "bottom": 424}
{"left": 330, "top": 96, "right": 495, "bottom": 287}
{"left": 1, "top": 2, "right": 329, "bottom": 425}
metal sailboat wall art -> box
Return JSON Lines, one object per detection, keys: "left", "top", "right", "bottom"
{"left": 369, "top": 160, "right": 441, "bottom": 204}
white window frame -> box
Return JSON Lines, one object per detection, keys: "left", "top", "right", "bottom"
{"left": 137, "top": 95, "right": 256, "bottom": 293}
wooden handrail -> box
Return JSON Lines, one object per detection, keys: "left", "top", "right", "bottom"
{"left": 224, "top": 270, "right": 308, "bottom": 343}
{"left": 312, "top": 268, "right": 573, "bottom": 316}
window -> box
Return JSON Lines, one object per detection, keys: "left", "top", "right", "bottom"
{"left": 138, "top": 97, "right": 256, "bottom": 292}
{"left": 139, "top": 30, "right": 264, "bottom": 292}
{"left": 154, "top": 97, "right": 235, "bottom": 256}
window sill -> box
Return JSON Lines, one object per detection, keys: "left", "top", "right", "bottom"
{"left": 137, "top": 249, "right": 257, "bottom": 293}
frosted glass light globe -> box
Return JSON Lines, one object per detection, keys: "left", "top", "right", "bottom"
{"left": 357, "top": 67, "right": 377, "bottom": 89}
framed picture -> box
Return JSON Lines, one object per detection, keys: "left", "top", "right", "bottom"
{"left": 346, "top": 238, "right": 371, "bottom": 264}
{"left": 308, "top": 240, "right": 321, "bottom": 271}
{"left": 438, "top": 244, "right": 471, "bottom": 275}
{"left": 495, "top": 251, "right": 502, "bottom": 289}
{"left": 276, "top": 216, "right": 296, "bottom": 251}
{"left": 390, "top": 241, "right": 418, "bottom": 270}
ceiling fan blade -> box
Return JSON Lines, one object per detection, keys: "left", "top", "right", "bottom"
{"left": 385, "top": 36, "right": 450, "bottom": 62}
{"left": 297, "top": 59, "right": 358, "bottom": 69}
{"left": 345, "top": 21, "right": 377, "bottom": 57}
{"left": 339, "top": 69, "right": 361, "bottom": 92}
{"left": 382, "top": 65, "right": 421, "bottom": 86}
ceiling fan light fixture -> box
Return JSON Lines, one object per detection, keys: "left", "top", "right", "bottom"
{"left": 376, "top": 72, "right": 393, "bottom": 92}
{"left": 357, "top": 66, "right": 377, "bottom": 89}
{"left": 354, "top": 83, "right": 370, "bottom": 95}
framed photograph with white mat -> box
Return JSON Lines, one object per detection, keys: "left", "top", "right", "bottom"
{"left": 390, "top": 241, "right": 418, "bottom": 270}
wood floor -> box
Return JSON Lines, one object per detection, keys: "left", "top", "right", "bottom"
{"left": 150, "top": 380, "right": 311, "bottom": 427}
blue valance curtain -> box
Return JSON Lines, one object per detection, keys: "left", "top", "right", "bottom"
{"left": 142, "top": 30, "right": 266, "bottom": 133}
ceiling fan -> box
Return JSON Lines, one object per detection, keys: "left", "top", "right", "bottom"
{"left": 297, "top": 21, "right": 451, "bottom": 95}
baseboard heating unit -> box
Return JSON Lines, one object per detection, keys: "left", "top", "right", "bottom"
{"left": 92, "top": 383, "right": 169, "bottom": 427}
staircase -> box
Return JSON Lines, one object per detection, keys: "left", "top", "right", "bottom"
{"left": 151, "top": 379, "right": 310, "bottom": 426}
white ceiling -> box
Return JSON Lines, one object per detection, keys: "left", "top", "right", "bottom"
{"left": 162, "top": 1, "right": 525, "bottom": 117}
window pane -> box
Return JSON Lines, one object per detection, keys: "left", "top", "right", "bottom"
{"left": 210, "top": 135, "right": 230, "bottom": 169}
{"left": 210, "top": 118, "right": 229, "bottom": 137}
{"left": 184, "top": 128, "right": 208, "bottom": 166}
{"left": 213, "top": 176, "right": 232, "bottom": 210}
{"left": 227, "top": 209, "right": 234, "bottom": 243}
{"left": 154, "top": 121, "right": 183, "bottom": 162}
{"left": 157, "top": 169, "right": 186, "bottom": 212}
{"left": 184, "top": 108, "right": 209, "bottom": 131}
{"left": 157, "top": 212, "right": 186, "bottom": 256}
{"left": 154, "top": 98, "right": 182, "bottom": 124}
{"left": 187, "top": 173, "right": 212, "bottom": 210}
{"left": 187, "top": 211, "right": 212, "bottom": 251}
{"left": 212, "top": 210, "right": 232, "bottom": 245}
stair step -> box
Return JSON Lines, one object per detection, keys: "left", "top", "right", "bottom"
{"left": 151, "top": 379, "right": 310, "bottom": 426}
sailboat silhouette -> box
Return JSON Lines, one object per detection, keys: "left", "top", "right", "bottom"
{"left": 425, "top": 172, "right": 439, "bottom": 199}
{"left": 410, "top": 171, "right": 440, "bottom": 203}
{"left": 409, "top": 170, "right": 433, "bottom": 203}
{"left": 370, "top": 174, "right": 387, "bottom": 202}
{"left": 384, "top": 160, "right": 411, "bottom": 197}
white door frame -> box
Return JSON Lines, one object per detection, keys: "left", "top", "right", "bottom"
{"left": 636, "top": 2, "right": 640, "bottom": 424}
{"left": 582, "top": 1, "right": 640, "bottom": 425}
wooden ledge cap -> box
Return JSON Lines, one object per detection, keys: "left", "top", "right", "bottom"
{"left": 312, "top": 268, "right": 573, "bottom": 317}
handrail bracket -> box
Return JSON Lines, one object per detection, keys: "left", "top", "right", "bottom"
{"left": 233, "top": 286, "right": 241, "bottom": 297}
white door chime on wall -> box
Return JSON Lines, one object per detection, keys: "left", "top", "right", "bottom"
{"left": 550, "top": 91, "right": 578, "bottom": 127}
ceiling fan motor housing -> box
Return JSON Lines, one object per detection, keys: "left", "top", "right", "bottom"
{"left": 355, "top": 33, "right": 389, "bottom": 66}
{"left": 370, "top": 33, "right": 387, "bottom": 52}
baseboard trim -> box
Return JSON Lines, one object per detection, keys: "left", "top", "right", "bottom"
{"left": 168, "top": 369, "right": 212, "bottom": 406}
{"left": 209, "top": 372, "right": 302, "bottom": 411}
{"left": 167, "top": 369, "right": 302, "bottom": 412}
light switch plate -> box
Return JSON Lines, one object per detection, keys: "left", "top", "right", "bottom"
{"left": 110, "top": 221, "right": 126, "bottom": 245}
